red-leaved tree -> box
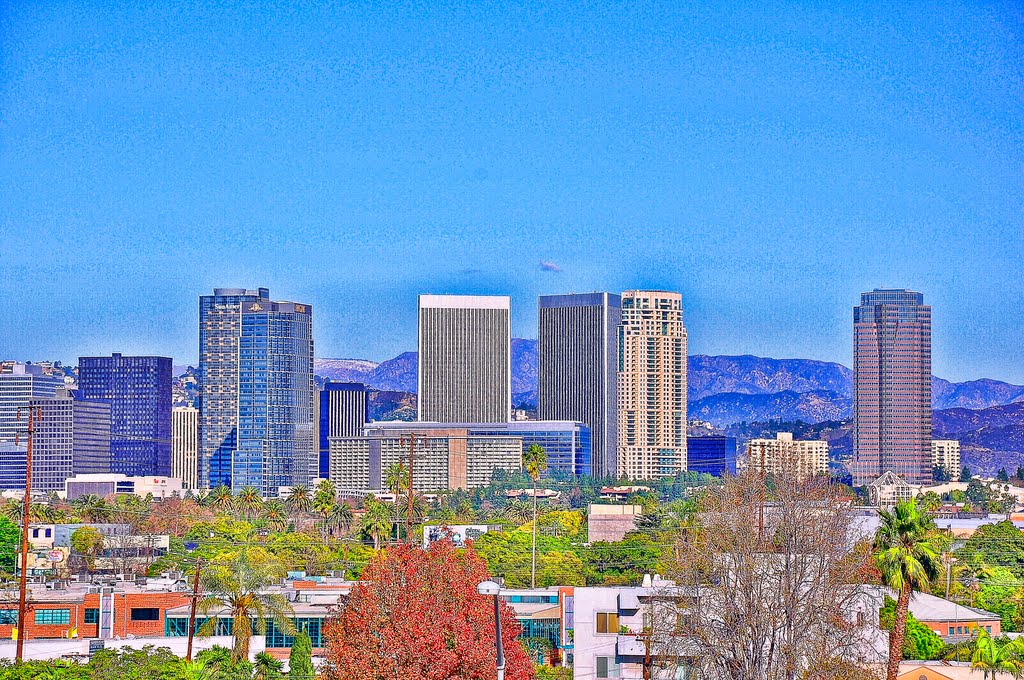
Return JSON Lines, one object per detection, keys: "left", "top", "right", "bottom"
{"left": 322, "top": 541, "right": 535, "bottom": 680}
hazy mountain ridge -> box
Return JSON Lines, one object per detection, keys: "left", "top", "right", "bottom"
{"left": 691, "top": 390, "right": 852, "bottom": 427}
{"left": 316, "top": 350, "right": 1024, "bottom": 414}
{"left": 688, "top": 355, "right": 852, "bottom": 401}
{"left": 311, "top": 349, "right": 1024, "bottom": 474}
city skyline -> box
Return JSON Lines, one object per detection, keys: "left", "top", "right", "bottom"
{"left": 2, "top": 2, "right": 1023, "bottom": 384}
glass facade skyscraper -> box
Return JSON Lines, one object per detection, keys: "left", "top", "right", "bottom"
{"left": 851, "top": 289, "right": 932, "bottom": 486}
{"left": 77, "top": 354, "right": 172, "bottom": 477}
{"left": 29, "top": 394, "right": 112, "bottom": 493}
{"left": 199, "top": 288, "right": 314, "bottom": 496}
{"left": 0, "top": 364, "right": 65, "bottom": 444}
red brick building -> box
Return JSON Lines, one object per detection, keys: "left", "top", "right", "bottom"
{"left": 0, "top": 582, "right": 190, "bottom": 641}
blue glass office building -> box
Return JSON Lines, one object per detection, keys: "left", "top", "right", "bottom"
{"left": 199, "top": 288, "right": 314, "bottom": 496}
{"left": 77, "top": 354, "right": 172, "bottom": 477}
{"left": 686, "top": 435, "right": 737, "bottom": 477}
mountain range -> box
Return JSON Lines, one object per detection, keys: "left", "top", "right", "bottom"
{"left": 317, "top": 343, "right": 1024, "bottom": 417}
{"left": 315, "top": 342, "right": 1024, "bottom": 475}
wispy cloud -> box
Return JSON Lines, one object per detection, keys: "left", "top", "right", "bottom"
{"left": 539, "top": 261, "right": 562, "bottom": 273}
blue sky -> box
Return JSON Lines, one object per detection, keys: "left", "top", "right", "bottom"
{"left": 1, "top": 1, "right": 1022, "bottom": 382}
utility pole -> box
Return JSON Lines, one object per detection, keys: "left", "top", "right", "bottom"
{"left": 635, "top": 629, "right": 653, "bottom": 680}
{"left": 758, "top": 442, "right": 766, "bottom": 544}
{"left": 186, "top": 557, "right": 203, "bottom": 661}
{"left": 15, "top": 406, "right": 41, "bottom": 662}
{"left": 399, "top": 434, "right": 424, "bottom": 544}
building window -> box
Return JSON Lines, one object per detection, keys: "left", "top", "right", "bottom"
{"left": 131, "top": 608, "right": 160, "bottom": 621}
{"left": 0, "top": 610, "right": 16, "bottom": 625}
{"left": 596, "top": 656, "right": 619, "bottom": 678}
{"left": 948, "top": 627, "right": 954, "bottom": 636}
{"left": 596, "top": 612, "right": 619, "bottom": 634}
{"left": 84, "top": 609, "right": 99, "bottom": 624}
{"left": 35, "top": 609, "right": 70, "bottom": 625}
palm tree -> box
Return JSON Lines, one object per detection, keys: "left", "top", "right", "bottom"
{"left": 179, "top": 657, "right": 215, "bottom": 680}
{"left": 384, "top": 462, "right": 409, "bottom": 542}
{"left": 198, "top": 548, "right": 295, "bottom": 661}
{"left": 523, "top": 443, "right": 548, "bottom": 588}
{"left": 262, "top": 500, "right": 288, "bottom": 532}
{"left": 313, "top": 480, "right": 336, "bottom": 515}
{"left": 325, "top": 502, "right": 353, "bottom": 537}
{"left": 252, "top": 651, "right": 284, "bottom": 680}
{"left": 970, "top": 628, "right": 1024, "bottom": 679}
{"left": 873, "top": 500, "right": 942, "bottom": 680}
{"left": 503, "top": 499, "right": 533, "bottom": 525}
{"left": 359, "top": 498, "right": 392, "bottom": 550}
{"left": 72, "top": 494, "right": 111, "bottom": 522}
{"left": 312, "top": 480, "right": 338, "bottom": 539}
{"left": 208, "top": 485, "right": 234, "bottom": 513}
{"left": 235, "top": 486, "right": 264, "bottom": 519}
{"left": 285, "top": 485, "right": 312, "bottom": 515}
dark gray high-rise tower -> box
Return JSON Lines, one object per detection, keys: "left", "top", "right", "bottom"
{"left": 417, "top": 295, "right": 511, "bottom": 423}
{"left": 852, "top": 289, "right": 932, "bottom": 486}
{"left": 538, "top": 293, "right": 620, "bottom": 478}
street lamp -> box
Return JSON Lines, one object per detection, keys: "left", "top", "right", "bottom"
{"left": 477, "top": 579, "right": 505, "bottom": 680}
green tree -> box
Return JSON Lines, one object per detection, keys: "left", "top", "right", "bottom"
{"left": 262, "top": 500, "right": 289, "bottom": 532}
{"left": 198, "top": 547, "right": 296, "bottom": 661}
{"left": 70, "top": 526, "right": 105, "bottom": 573}
{"left": 324, "top": 502, "right": 354, "bottom": 538}
{"left": 0, "top": 515, "right": 20, "bottom": 574}
{"left": 288, "top": 631, "right": 314, "bottom": 680}
{"left": 523, "top": 443, "right": 548, "bottom": 588}
{"left": 208, "top": 485, "right": 235, "bottom": 513}
{"left": 253, "top": 651, "right": 284, "bottom": 680}
{"left": 873, "top": 500, "right": 942, "bottom": 680}
{"left": 358, "top": 498, "right": 392, "bottom": 550}
{"left": 960, "top": 466, "right": 973, "bottom": 482}
{"left": 384, "top": 462, "right": 410, "bottom": 542}
{"left": 879, "top": 595, "right": 944, "bottom": 660}
{"left": 72, "top": 494, "right": 111, "bottom": 522}
{"left": 970, "top": 628, "right": 1024, "bottom": 679}
{"left": 285, "top": 485, "right": 313, "bottom": 515}
{"left": 235, "top": 486, "right": 264, "bottom": 519}
{"left": 997, "top": 468, "right": 1010, "bottom": 483}
{"left": 502, "top": 499, "right": 533, "bottom": 526}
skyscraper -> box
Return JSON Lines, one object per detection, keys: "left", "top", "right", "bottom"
{"left": 77, "top": 354, "right": 172, "bottom": 477}
{"left": 199, "top": 288, "right": 314, "bottom": 496}
{"left": 317, "top": 382, "right": 368, "bottom": 479}
{"left": 417, "top": 295, "right": 510, "bottom": 423}
{"left": 172, "top": 406, "right": 199, "bottom": 489}
{"left": 29, "top": 392, "right": 111, "bottom": 493}
{"left": 617, "top": 290, "right": 688, "bottom": 479}
{"left": 538, "top": 293, "right": 620, "bottom": 478}
{"left": 852, "top": 289, "right": 932, "bottom": 486}
{"left": 0, "top": 364, "right": 64, "bottom": 443}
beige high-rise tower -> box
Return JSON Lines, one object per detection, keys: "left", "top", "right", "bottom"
{"left": 617, "top": 290, "right": 688, "bottom": 479}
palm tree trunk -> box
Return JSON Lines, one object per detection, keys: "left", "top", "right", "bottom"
{"left": 531, "top": 480, "right": 538, "bottom": 588}
{"left": 887, "top": 585, "right": 911, "bottom": 680}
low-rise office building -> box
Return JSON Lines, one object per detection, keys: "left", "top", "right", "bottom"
{"left": 65, "top": 474, "right": 183, "bottom": 500}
